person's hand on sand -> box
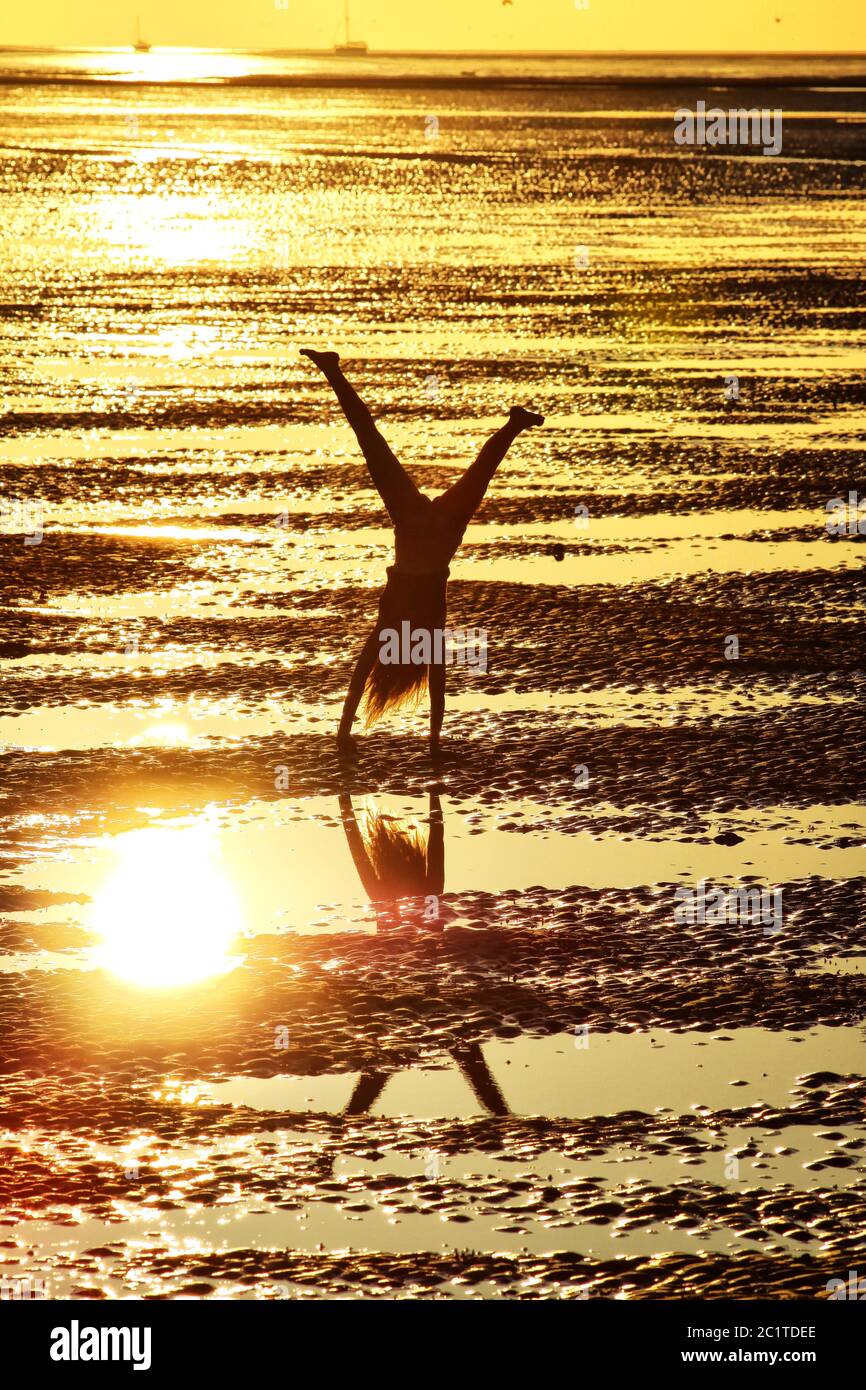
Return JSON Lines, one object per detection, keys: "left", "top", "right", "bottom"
{"left": 336, "top": 729, "right": 358, "bottom": 757}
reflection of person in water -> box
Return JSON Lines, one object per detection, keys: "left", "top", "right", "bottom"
{"left": 337, "top": 788, "right": 510, "bottom": 1120}
{"left": 339, "top": 789, "right": 444, "bottom": 931}
{"left": 342, "top": 1039, "right": 509, "bottom": 1119}
{"left": 301, "top": 348, "right": 543, "bottom": 754}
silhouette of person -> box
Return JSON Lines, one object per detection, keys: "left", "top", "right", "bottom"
{"left": 301, "top": 349, "right": 543, "bottom": 754}
{"left": 337, "top": 788, "right": 511, "bottom": 1119}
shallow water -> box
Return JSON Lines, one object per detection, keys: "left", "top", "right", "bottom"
{"left": 0, "top": 49, "right": 864, "bottom": 1301}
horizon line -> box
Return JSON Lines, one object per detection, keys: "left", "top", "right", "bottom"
{"left": 1, "top": 46, "right": 865, "bottom": 59}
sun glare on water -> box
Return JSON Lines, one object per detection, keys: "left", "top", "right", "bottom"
{"left": 91, "top": 823, "right": 244, "bottom": 987}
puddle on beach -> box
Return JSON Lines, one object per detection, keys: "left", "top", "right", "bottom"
{"left": 4, "top": 1019, "right": 864, "bottom": 1300}
{"left": 200, "top": 1026, "right": 865, "bottom": 1121}
{"left": 5, "top": 797, "right": 865, "bottom": 966}
{"left": 0, "top": 679, "right": 855, "bottom": 751}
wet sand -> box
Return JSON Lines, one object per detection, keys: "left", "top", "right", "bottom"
{"left": 1, "top": 52, "right": 865, "bottom": 1300}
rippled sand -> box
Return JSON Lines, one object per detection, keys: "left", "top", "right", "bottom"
{"left": 1, "top": 51, "right": 864, "bottom": 1300}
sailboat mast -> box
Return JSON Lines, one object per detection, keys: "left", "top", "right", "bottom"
{"left": 333, "top": 0, "right": 366, "bottom": 55}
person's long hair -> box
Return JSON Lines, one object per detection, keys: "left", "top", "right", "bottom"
{"left": 358, "top": 804, "right": 429, "bottom": 898}
{"left": 362, "top": 657, "right": 428, "bottom": 725}
{"left": 362, "top": 575, "right": 446, "bottom": 725}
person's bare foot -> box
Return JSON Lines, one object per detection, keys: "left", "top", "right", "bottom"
{"left": 301, "top": 348, "right": 340, "bottom": 372}
{"left": 509, "top": 406, "right": 544, "bottom": 429}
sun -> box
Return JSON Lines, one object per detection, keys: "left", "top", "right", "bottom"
{"left": 91, "top": 822, "right": 245, "bottom": 987}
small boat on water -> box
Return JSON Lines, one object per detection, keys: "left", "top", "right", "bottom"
{"left": 333, "top": 0, "right": 367, "bottom": 55}
{"left": 133, "top": 16, "right": 151, "bottom": 53}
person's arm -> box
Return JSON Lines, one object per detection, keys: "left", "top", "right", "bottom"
{"left": 338, "top": 790, "right": 381, "bottom": 899}
{"left": 425, "top": 789, "right": 445, "bottom": 895}
{"left": 337, "top": 629, "right": 379, "bottom": 748}
{"left": 429, "top": 661, "right": 446, "bottom": 755}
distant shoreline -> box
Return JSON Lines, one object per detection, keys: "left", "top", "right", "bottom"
{"left": 2, "top": 47, "right": 863, "bottom": 92}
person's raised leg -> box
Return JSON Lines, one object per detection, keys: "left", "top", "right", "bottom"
{"left": 301, "top": 348, "right": 422, "bottom": 522}
{"left": 434, "top": 406, "right": 543, "bottom": 530}
{"left": 344, "top": 1072, "right": 390, "bottom": 1115}
{"left": 453, "top": 1041, "right": 510, "bottom": 1116}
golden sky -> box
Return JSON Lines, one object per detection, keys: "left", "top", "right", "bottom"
{"left": 2, "top": 0, "right": 863, "bottom": 51}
